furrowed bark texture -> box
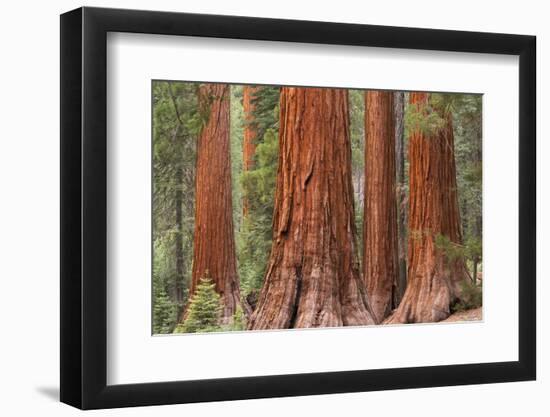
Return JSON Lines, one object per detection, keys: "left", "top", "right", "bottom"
{"left": 387, "top": 92, "right": 468, "bottom": 324}
{"left": 190, "top": 83, "right": 242, "bottom": 321}
{"left": 248, "top": 87, "right": 377, "bottom": 330}
{"left": 364, "top": 91, "right": 399, "bottom": 322}
{"left": 242, "top": 85, "right": 258, "bottom": 216}
{"left": 394, "top": 91, "right": 407, "bottom": 304}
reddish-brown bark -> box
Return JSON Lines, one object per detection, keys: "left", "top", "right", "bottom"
{"left": 248, "top": 87, "right": 377, "bottom": 330}
{"left": 189, "top": 83, "right": 243, "bottom": 321}
{"left": 242, "top": 86, "right": 258, "bottom": 216}
{"left": 363, "top": 91, "right": 399, "bottom": 322}
{"left": 386, "top": 92, "right": 468, "bottom": 324}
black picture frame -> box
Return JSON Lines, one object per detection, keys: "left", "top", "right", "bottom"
{"left": 60, "top": 6, "right": 536, "bottom": 410}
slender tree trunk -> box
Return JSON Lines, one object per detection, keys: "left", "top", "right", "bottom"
{"left": 248, "top": 87, "right": 377, "bottom": 330}
{"left": 394, "top": 91, "right": 407, "bottom": 305}
{"left": 175, "top": 164, "right": 185, "bottom": 312}
{"left": 363, "top": 91, "right": 399, "bottom": 322}
{"left": 190, "top": 83, "right": 243, "bottom": 322}
{"left": 386, "top": 92, "right": 468, "bottom": 324}
{"left": 242, "top": 86, "right": 258, "bottom": 216}
{"left": 167, "top": 83, "right": 188, "bottom": 321}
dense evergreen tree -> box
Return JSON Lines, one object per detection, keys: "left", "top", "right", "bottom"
{"left": 175, "top": 277, "right": 222, "bottom": 333}
{"left": 451, "top": 94, "right": 483, "bottom": 283}
{"left": 152, "top": 81, "right": 198, "bottom": 332}
{"left": 237, "top": 86, "right": 280, "bottom": 303}
{"left": 242, "top": 86, "right": 259, "bottom": 216}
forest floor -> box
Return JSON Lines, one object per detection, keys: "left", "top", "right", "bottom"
{"left": 443, "top": 307, "right": 482, "bottom": 323}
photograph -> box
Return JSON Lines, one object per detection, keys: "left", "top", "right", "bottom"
{"left": 0, "top": 0, "right": 542, "bottom": 413}
{"left": 152, "top": 82, "right": 483, "bottom": 334}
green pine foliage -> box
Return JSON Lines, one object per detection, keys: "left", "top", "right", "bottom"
{"left": 452, "top": 94, "right": 483, "bottom": 280}
{"left": 464, "top": 236, "right": 482, "bottom": 268}
{"left": 153, "top": 286, "right": 178, "bottom": 334}
{"left": 451, "top": 280, "right": 483, "bottom": 313}
{"left": 236, "top": 87, "right": 280, "bottom": 298}
{"left": 436, "top": 92, "right": 483, "bottom": 281}
{"left": 230, "top": 85, "right": 245, "bottom": 233}
{"left": 221, "top": 306, "right": 247, "bottom": 332}
{"left": 152, "top": 81, "right": 198, "bottom": 334}
{"left": 405, "top": 94, "right": 447, "bottom": 136}
{"left": 174, "top": 277, "right": 222, "bottom": 334}
{"left": 249, "top": 86, "right": 280, "bottom": 140}
{"left": 434, "top": 234, "right": 466, "bottom": 262}
{"left": 152, "top": 239, "right": 181, "bottom": 333}
{"left": 238, "top": 128, "right": 279, "bottom": 294}
{"left": 435, "top": 232, "right": 482, "bottom": 279}
{"left": 231, "top": 306, "right": 246, "bottom": 330}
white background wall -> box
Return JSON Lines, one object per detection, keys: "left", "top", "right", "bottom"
{"left": 0, "top": 0, "right": 545, "bottom": 415}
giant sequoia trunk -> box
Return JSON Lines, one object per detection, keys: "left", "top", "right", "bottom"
{"left": 190, "top": 83, "right": 243, "bottom": 321}
{"left": 363, "top": 91, "right": 399, "bottom": 322}
{"left": 248, "top": 87, "right": 377, "bottom": 330}
{"left": 386, "top": 92, "right": 468, "bottom": 324}
{"left": 242, "top": 86, "right": 258, "bottom": 216}
{"left": 394, "top": 91, "right": 407, "bottom": 304}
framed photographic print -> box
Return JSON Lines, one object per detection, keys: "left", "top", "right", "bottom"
{"left": 60, "top": 6, "right": 536, "bottom": 410}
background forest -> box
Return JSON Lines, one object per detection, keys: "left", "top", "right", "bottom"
{"left": 152, "top": 82, "right": 482, "bottom": 334}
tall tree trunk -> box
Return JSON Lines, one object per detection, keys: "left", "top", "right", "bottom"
{"left": 248, "top": 87, "right": 377, "bottom": 330}
{"left": 387, "top": 92, "right": 468, "bottom": 324}
{"left": 190, "top": 83, "right": 243, "bottom": 321}
{"left": 363, "top": 91, "right": 399, "bottom": 322}
{"left": 394, "top": 91, "right": 407, "bottom": 304}
{"left": 175, "top": 164, "right": 185, "bottom": 313}
{"left": 242, "top": 86, "right": 258, "bottom": 216}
